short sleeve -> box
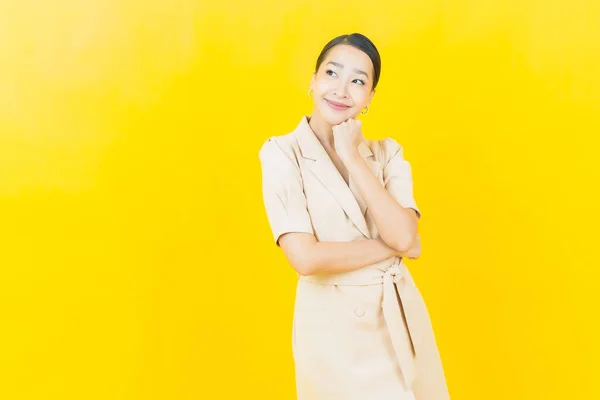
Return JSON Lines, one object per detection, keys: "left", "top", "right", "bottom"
{"left": 381, "top": 138, "right": 422, "bottom": 219}
{"left": 258, "top": 138, "right": 315, "bottom": 246}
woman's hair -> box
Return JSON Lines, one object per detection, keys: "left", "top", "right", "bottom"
{"left": 315, "top": 33, "right": 382, "bottom": 90}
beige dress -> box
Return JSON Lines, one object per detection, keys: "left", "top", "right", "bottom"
{"left": 259, "top": 116, "right": 450, "bottom": 400}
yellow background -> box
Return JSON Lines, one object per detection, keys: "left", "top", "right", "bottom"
{"left": 1, "top": 0, "right": 598, "bottom": 398}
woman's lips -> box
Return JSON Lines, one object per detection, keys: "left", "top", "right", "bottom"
{"left": 325, "top": 99, "right": 351, "bottom": 111}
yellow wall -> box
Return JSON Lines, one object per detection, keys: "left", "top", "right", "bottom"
{"left": 1, "top": 0, "right": 598, "bottom": 398}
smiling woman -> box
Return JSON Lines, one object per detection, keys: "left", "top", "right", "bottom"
{"left": 259, "top": 33, "right": 451, "bottom": 400}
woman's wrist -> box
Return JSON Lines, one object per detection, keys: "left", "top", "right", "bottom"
{"left": 339, "top": 148, "right": 362, "bottom": 166}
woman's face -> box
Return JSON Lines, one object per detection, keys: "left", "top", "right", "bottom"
{"left": 310, "top": 44, "right": 376, "bottom": 126}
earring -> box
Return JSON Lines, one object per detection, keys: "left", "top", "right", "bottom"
{"left": 308, "top": 89, "right": 313, "bottom": 98}
{"left": 361, "top": 105, "right": 369, "bottom": 114}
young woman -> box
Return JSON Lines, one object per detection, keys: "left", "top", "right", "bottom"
{"left": 259, "top": 33, "right": 450, "bottom": 400}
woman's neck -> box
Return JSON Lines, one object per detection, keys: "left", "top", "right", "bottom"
{"left": 307, "top": 112, "right": 335, "bottom": 150}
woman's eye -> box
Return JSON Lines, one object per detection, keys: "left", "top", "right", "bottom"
{"left": 353, "top": 79, "right": 365, "bottom": 85}
{"left": 326, "top": 69, "right": 337, "bottom": 77}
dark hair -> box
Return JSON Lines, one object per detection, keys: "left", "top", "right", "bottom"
{"left": 315, "top": 33, "right": 382, "bottom": 90}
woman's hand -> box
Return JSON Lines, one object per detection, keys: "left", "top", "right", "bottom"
{"left": 399, "top": 235, "right": 421, "bottom": 259}
{"left": 378, "top": 235, "right": 422, "bottom": 260}
{"left": 332, "top": 118, "right": 363, "bottom": 162}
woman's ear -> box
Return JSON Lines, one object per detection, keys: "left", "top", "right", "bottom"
{"left": 367, "top": 88, "right": 376, "bottom": 107}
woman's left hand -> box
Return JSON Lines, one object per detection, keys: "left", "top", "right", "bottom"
{"left": 399, "top": 235, "right": 421, "bottom": 259}
{"left": 333, "top": 118, "right": 363, "bottom": 161}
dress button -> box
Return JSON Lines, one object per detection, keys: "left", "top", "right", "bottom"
{"left": 354, "top": 308, "right": 365, "bottom": 317}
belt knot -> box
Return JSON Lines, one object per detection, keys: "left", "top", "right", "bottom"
{"left": 384, "top": 263, "right": 404, "bottom": 284}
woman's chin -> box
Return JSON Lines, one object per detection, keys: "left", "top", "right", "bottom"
{"left": 321, "top": 109, "right": 357, "bottom": 126}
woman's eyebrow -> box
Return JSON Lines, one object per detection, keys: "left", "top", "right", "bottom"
{"left": 326, "top": 61, "right": 369, "bottom": 78}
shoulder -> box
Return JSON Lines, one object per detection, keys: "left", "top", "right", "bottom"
{"left": 366, "top": 136, "right": 405, "bottom": 164}
{"left": 258, "top": 128, "right": 304, "bottom": 181}
{"left": 259, "top": 130, "right": 297, "bottom": 157}
{"left": 258, "top": 130, "right": 300, "bottom": 164}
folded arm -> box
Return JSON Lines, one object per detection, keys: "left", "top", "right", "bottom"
{"left": 278, "top": 233, "right": 421, "bottom": 276}
{"left": 342, "top": 152, "right": 419, "bottom": 253}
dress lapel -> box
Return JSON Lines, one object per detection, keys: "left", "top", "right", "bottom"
{"left": 294, "top": 117, "right": 378, "bottom": 239}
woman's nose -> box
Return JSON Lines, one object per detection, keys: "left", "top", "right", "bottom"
{"left": 333, "top": 82, "right": 348, "bottom": 97}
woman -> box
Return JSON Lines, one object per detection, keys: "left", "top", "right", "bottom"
{"left": 259, "top": 33, "right": 450, "bottom": 400}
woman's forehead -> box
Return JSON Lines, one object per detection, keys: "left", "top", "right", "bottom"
{"left": 322, "top": 45, "right": 373, "bottom": 70}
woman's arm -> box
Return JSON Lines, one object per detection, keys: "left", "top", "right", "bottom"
{"left": 342, "top": 153, "right": 419, "bottom": 253}
{"left": 279, "top": 233, "right": 394, "bottom": 275}
{"left": 332, "top": 119, "right": 419, "bottom": 253}
{"left": 278, "top": 233, "right": 420, "bottom": 276}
